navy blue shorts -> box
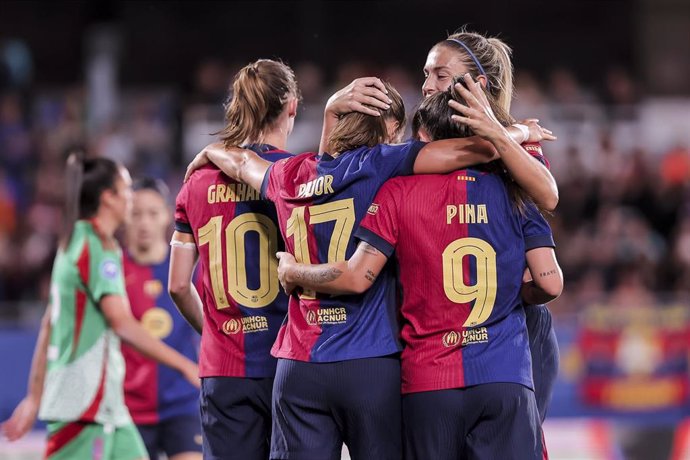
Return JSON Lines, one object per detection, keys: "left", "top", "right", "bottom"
{"left": 271, "top": 356, "right": 402, "bottom": 460}
{"left": 525, "top": 304, "right": 560, "bottom": 422}
{"left": 200, "top": 376, "right": 274, "bottom": 460}
{"left": 402, "top": 383, "right": 543, "bottom": 460}
{"left": 136, "top": 413, "right": 202, "bottom": 460}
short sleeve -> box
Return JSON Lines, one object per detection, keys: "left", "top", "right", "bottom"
{"left": 174, "top": 182, "right": 192, "bottom": 234}
{"left": 522, "top": 142, "right": 550, "bottom": 169}
{"left": 369, "top": 140, "right": 426, "bottom": 178}
{"left": 260, "top": 162, "right": 278, "bottom": 201}
{"left": 521, "top": 203, "right": 555, "bottom": 251}
{"left": 87, "top": 240, "right": 126, "bottom": 301}
{"left": 354, "top": 180, "right": 401, "bottom": 257}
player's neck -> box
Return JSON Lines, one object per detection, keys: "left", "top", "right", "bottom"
{"left": 91, "top": 213, "right": 119, "bottom": 239}
{"left": 129, "top": 240, "right": 168, "bottom": 265}
{"left": 261, "top": 129, "right": 288, "bottom": 151}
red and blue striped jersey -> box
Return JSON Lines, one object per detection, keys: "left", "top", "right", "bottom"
{"left": 261, "top": 141, "right": 426, "bottom": 362}
{"left": 356, "top": 168, "right": 555, "bottom": 393}
{"left": 174, "top": 144, "right": 292, "bottom": 378}
{"left": 121, "top": 251, "right": 199, "bottom": 424}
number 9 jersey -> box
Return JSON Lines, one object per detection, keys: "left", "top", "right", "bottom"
{"left": 174, "top": 144, "right": 292, "bottom": 378}
{"left": 356, "top": 169, "right": 556, "bottom": 394}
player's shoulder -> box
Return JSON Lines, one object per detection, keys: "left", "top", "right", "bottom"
{"left": 258, "top": 148, "right": 294, "bottom": 163}
{"left": 272, "top": 151, "right": 318, "bottom": 175}
{"left": 78, "top": 220, "right": 120, "bottom": 254}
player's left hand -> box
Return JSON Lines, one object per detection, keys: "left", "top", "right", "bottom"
{"left": 1, "top": 395, "right": 39, "bottom": 442}
{"left": 276, "top": 252, "right": 298, "bottom": 295}
{"left": 448, "top": 73, "right": 507, "bottom": 143}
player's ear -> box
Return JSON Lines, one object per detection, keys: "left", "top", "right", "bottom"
{"left": 100, "top": 188, "right": 116, "bottom": 209}
{"left": 287, "top": 98, "right": 298, "bottom": 118}
{"left": 476, "top": 74, "right": 488, "bottom": 90}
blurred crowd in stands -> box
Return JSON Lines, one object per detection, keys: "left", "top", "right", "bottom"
{"left": 2, "top": 57, "right": 690, "bottom": 320}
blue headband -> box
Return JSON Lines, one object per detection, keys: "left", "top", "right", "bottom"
{"left": 446, "top": 38, "right": 490, "bottom": 89}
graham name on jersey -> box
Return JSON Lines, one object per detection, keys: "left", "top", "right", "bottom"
{"left": 446, "top": 204, "right": 488, "bottom": 225}
{"left": 208, "top": 183, "right": 261, "bottom": 203}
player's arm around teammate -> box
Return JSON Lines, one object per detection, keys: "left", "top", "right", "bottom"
{"left": 183, "top": 75, "right": 551, "bottom": 187}
{"left": 277, "top": 241, "right": 562, "bottom": 302}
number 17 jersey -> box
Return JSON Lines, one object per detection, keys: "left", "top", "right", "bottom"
{"left": 261, "top": 142, "right": 426, "bottom": 363}
{"left": 174, "top": 144, "right": 291, "bottom": 378}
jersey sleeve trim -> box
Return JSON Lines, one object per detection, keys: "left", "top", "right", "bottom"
{"left": 525, "top": 234, "right": 555, "bottom": 251}
{"left": 355, "top": 227, "right": 395, "bottom": 258}
{"left": 260, "top": 163, "right": 275, "bottom": 200}
{"left": 174, "top": 220, "right": 193, "bottom": 234}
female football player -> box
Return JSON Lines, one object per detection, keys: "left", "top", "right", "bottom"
{"left": 169, "top": 59, "right": 296, "bottom": 460}
{"left": 1, "top": 152, "right": 198, "bottom": 460}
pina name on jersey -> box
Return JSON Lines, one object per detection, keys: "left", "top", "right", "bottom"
{"left": 297, "top": 175, "right": 334, "bottom": 198}
{"left": 446, "top": 204, "right": 489, "bottom": 225}
{"left": 207, "top": 183, "right": 260, "bottom": 203}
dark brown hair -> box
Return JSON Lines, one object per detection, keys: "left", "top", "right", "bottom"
{"left": 412, "top": 77, "right": 532, "bottom": 214}
{"left": 326, "top": 81, "right": 406, "bottom": 156}
{"left": 61, "top": 150, "right": 122, "bottom": 247}
{"left": 217, "top": 59, "right": 300, "bottom": 148}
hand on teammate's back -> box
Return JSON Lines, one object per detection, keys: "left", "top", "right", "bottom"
{"left": 1, "top": 395, "right": 39, "bottom": 441}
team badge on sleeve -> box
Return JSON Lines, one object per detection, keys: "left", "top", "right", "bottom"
{"left": 367, "top": 203, "right": 380, "bottom": 215}
{"left": 100, "top": 259, "right": 120, "bottom": 280}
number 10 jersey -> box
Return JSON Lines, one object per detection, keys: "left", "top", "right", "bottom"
{"left": 174, "top": 144, "right": 291, "bottom": 378}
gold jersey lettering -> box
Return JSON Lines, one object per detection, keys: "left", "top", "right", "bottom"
{"left": 477, "top": 205, "right": 488, "bottom": 224}
{"left": 297, "top": 175, "right": 335, "bottom": 198}
{"left": 208, "top": 183, "right": 262, "bottom": 203}
{"left": 236, "top": 184, "right": 246, "bottom": 202}
{"left": 446, "top": 204, "right": 489, "bottom": 225}
{"left": 465, "top": 204, "right": 475, "bottom": 224}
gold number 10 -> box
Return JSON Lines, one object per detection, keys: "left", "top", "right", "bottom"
{"left": 198, "top": 213, "right": 280, "bottom": 309}
{"left": 442, "top": 237, "right": 498, "bottom": 327}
